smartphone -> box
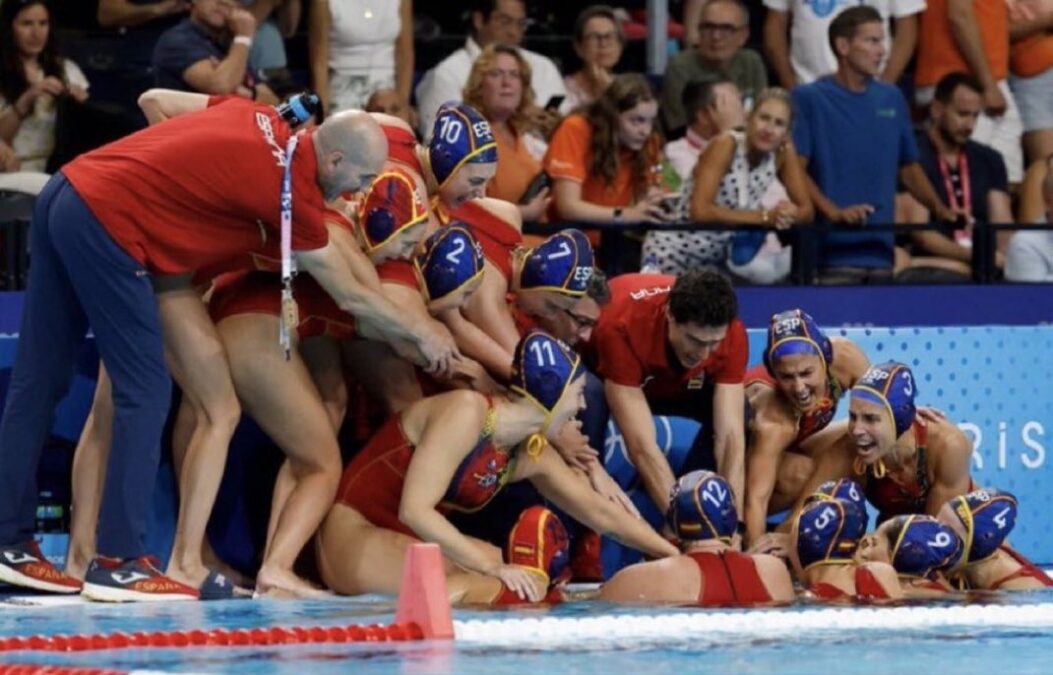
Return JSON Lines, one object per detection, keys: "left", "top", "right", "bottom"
{"left": 545, "top": 95, "right": 565, "bottom": 112}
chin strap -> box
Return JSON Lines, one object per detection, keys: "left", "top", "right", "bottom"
{"left": 854, "top": 457, "right": 888, "bottom": 479}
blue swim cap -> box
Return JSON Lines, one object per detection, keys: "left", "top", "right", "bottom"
{"left": 948, "top": 488, "right": 1018, "bottom": 564}
{"left": 888, "top": 515, "right": 963, "bottom": 578}
{"left": 357, "top": 168, "right": 429, "bottom": 253}
{"left": 427, "top": 102, "right": 498, "bottom": 188}
{"left": 806, "top": 479, "right": 866, "bottom": 511}
{"left": 667, "top": 470, "right": 737, "bottom": 543}
{"left": 516, "top": 229, "right": 595, "bottom": 296}
{"left": 796, "top": 498, "right": 868, "bottom": 569}
{"left": 851, "top": 362, "right": 918, "bottom": 437}
{"left": 764, "top": 309, "right": 833, "bottom": 376}
{"left": 413, "top": 224, "right": 485, "bottom": 303}
{"left": 510, "top": 332, "right": 585, "bottom": 458}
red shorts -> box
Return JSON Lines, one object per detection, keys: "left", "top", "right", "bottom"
{"left": 209, "top": 271, "right": 357, "bottom": 341}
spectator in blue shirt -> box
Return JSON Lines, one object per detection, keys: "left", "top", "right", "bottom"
{"left": 792, "top": 5, "right": 956, "bottom": 284}
{"left": 152, "top": 0, "right": 277, "bottom": 102}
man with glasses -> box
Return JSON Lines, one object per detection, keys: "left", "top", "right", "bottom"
{"left": 415, "top": 0, "right": 565, "bottom": 139}
{"left": 660, "top": 0, "right": 767, "bottom": 135}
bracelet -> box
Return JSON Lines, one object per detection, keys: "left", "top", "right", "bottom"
{"left": 612, "top": 207, "right": 624, "bottom": 223}
{"left": 233, "top": 35, "right": 253, "bottom": 48}
{"left": 761, "top": 209, "right": 770, "bottom": 225}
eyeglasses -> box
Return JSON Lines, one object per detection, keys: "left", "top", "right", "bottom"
{"left": 698, "top": 21, "right": 745, "bottom": 36}
{"left": 561, "top": 306, "right": 598, "bottom": 330}
{"left": 484, "top": 68, "right": 522, "bottom": 80}
{"left": 491, "top": 12, "right": 532, "bottom": 31}
{"left": 582, "top": 31, "right": 620, "bottom": 45}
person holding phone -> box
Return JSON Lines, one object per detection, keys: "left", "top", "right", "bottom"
{"left": 562, "top": 6, "right": 625, "bottom": 113}
{"left": 462, "top": 43, "right": 551, "bottom": 224}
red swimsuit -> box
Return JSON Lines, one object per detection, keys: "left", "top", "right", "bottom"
{"left": 688, "top": 551, "right": 773, "bottom": 606}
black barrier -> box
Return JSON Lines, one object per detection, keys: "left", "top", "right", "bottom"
{"left": 524, "top": 220, "right": 1052, "bottom": 284}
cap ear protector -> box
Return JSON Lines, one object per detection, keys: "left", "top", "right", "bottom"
{"left": 413, "top": 224, "right": 485, "bottom": 304}
{"left": 667, "top": 470, "right": 737, "bottom": 543}
{"left": 888, "top": 515, "right": 964, "bottom": 578}
{"left": 795, "top": 498, "right": 868, "bottom": 570}
{"left": 850, "top": 362, "right": 917, "bottom": 438}
{"left": 948, "top": 488, "right": 1018, "bottom": 566}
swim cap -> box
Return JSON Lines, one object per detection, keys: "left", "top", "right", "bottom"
{"left": 805, "top": 479, "right": 866, "bottom": 511}
{"left": 948, "top": 488, "right": 1018, "bottom": 565}
{"left": 510, "top": 331, "right": 585, "bottom": 458}
{"left": 887, "top": 515, "right": 963, "bottom": 578}
{"left": 764, "top": 309, "right": 833, "bottom": 376}
{"left": 796, "top": 498, "right": 868, "bottom": 569}
{"left": 413, "top": 224, "right": 485, "bottom": 304}
{"left": 515, "top": 229, "right": 595, "bottom": 297}
{"left": 357, "top": 168, "right": 429, "bottom": 253}
{"left": 507, "top": 506, "right": 571, "bottom": 587}
{"left": 427, "top": 102, "right": 498, "bottom": 188}
{"left": 850, "top": 362, "right": 918, "bottom": 437}
{"left": 667, "top": 470, "right": 737, "bottom": 543}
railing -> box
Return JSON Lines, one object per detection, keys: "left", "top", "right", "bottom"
{"left": 525, "top": 220, "right": 1053, "bottom": 284}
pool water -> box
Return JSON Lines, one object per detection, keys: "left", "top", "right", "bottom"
{"left": 2, "top": 591, "right": 1052, "bottom": 674}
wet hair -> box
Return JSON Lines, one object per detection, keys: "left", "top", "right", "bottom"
{"left": 668, "top": 270, "right": 738, "bottom": 328}
{"left": 463, "top": 43, "right": 535, "bottom": 135}
{"left": 573, "top": 5, "right": 623, "bottom": 45}
{"left": 681, "top": 74, "right": 734, "bottom": 124}
{"left": 933, "top": 72, "right": 983, "bottom": 105}
{"left": 585, "top": 268, "right": 610, "bottom": 305}
{"left": 582, "top": 73, "right": 661, "bottom": 198}
{"left": 0, "top": 0, "right": 64, "bottom": 105}
{"left": 828, "top": 5, "right": 883, "bottom": 59}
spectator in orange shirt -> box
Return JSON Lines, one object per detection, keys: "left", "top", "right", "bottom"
{"left": 463, "top": 44, "right": 551, "bottom": 224}
{"left": 1008, "top": 0, "right": 1053, "bottom": 164}
{"left": 543, "top": 73, "right": 673, "bottom": 234}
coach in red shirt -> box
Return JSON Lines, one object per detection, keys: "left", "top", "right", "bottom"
{"left": 0, "top": 90, "right": 457, "bottom": 601}
{"left": 589, "top": 270, "right": 748, "bottom": 518}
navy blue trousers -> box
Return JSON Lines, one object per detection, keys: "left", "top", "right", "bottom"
{"left": 0, "top": 174, "right": 170, "bottom": 558}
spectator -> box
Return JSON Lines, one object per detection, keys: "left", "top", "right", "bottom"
{"left": 152, "top": 0, "right": 277, "bottom": 102}
{"left": 463, "top": 44, "right": 551, "bottom": 224}
{"left": 1005, "top": 155, "right": 1053, "bottom": 281}
{"left": 562, "top": 5, "right": 624, "bottom": 113}
{"left": 644, "top": 88, "right": 811, "bottom": 284}
{"left": 660, "top": 0, "right": 767, "bottom": 135}
{"left": 364, "top": 87, "right": 416, "bottom": 130}
{"left": 309, "top": 0, "right": 412, "bottom": 116}
{"left": 792, "top": 6, "right": 956, "bottom": 284}
{"left": 898, "top": 72, "right": 1011, "bottom": 280}
{"left": 543, "top": 73, "right": 670, "bottom": 236}
{"left": 242, "top": 1, "right": 301, "bottom": 77}
{"left": 1008, "top": 0, "right": 1053, "bottom": 164}
{"left": 0, "top": 0, "right": 89, "bottom": 173}
{"left": 914, "top": 0, "right": 1023, "bottom": 184}
{"left": 763, "top": 0, "right": 924, "bottom": 89}
{"left": 415, "top": 0, "right": 565, "bottom": 139}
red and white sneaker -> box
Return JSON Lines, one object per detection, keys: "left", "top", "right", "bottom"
{"left": 81, "top": 556, "right": 199, "bottom": 602}
{"left": 506, "top": 506, "right": 571, "bottom": 587}
{"left": 0, "top": 540, "right": 82, "bottom": 593}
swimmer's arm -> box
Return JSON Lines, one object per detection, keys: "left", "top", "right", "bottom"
{"left": 327, "top": 223, "right": 382, "bottom": 290}
{"left": 437, "top": 307, "right": 515, "bottom": 382}
{"left": 298, "top": 244, "right": 456, "bottom": 364}
{"left": 924, "top": 428, "right": 973, "bottom": 516}
{"left": 462, "top": 269, "right": 520, "bottom": 354}
{"left": 137, "top": 89, "right": 209, "bottom": 125}
{"left": 744, "top": 412, "right": 796, "bottom": 547}
{"left": 780, "top": 434, "right": 857, "bottom": 532}
{"left": 605, "top": 380, "right": 676, "bottom": 515}
{"left": 518, "top": 445, "right": 679, "bottom": 559}
{"left": 399, "top": 394, "right": 501, "bottom": 574}
{"left": 833, "top": 338, "right": 871, "bottom": 385}
{"left": 713, "top": 383, "right": 746, "bottom": 514}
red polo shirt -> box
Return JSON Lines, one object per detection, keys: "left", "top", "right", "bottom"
{"left": 63, "top": 97, "right": 328, "bottom": 275}
{"left": 589, "top": 273, "right": 748, "bottom": 403}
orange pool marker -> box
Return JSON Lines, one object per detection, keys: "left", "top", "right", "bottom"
{"left": 395, "top": 543, "right": 454, "bottom": 639}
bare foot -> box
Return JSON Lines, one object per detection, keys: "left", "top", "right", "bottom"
{"left": 64, "top": 546, "right": 94, "bottom": 581}
{"left": 255, "top": 565, "right": 334, "bottom": 599}
{"left": 165, "top": 559, "right": 211, "bottom": 590}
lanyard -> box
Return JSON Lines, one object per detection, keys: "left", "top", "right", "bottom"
{"left": 937, "top": 151, "right": 971, "bottom": 217}
{"left": 279, "top": 133, "right": 301, "bottom": 360}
